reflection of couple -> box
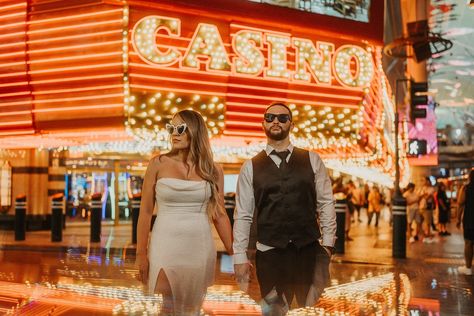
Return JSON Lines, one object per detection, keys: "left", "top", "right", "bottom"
{"left": 136, "top": 103, "right": 336, "bottom": 315}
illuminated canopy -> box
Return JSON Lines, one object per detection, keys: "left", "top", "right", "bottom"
{"left": 0, "top": 0, "right": 401, "bottom": 186}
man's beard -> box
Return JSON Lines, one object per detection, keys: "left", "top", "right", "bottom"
{"left": 264, "top": 125, "right": 290, "bottom": 141}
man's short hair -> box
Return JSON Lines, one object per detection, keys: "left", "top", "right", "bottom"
{"left": 264, "top": 102, "right": 293, "bottom": 121}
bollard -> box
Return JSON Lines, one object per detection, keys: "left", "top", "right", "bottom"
{"left": 131, "top": 193, "right": 141, "bottom": 244}
{"left": 334, "top": 198, "right": 347, "bottom": 254}
{"left": 392, "top": 194, "right": 407, "bottom": 258}
{"left": 90, "top": 193, "right": 102, "bottom": 243}
{"left": 51, "top": 193, "right": 64, "bottom": 242}
{"left": 14, "top": 195, "right": 27, "bottom": 241}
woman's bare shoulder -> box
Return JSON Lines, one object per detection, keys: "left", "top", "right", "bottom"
{"left": 147, "top": 154, "right": 166, "bottom": 171}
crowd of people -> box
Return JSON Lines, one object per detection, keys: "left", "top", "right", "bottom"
{"left": 331, "top": 178, "right": 392, "bottom": 240}
{"left": 330, "top": 173, "right": 473, "bottom": 254}
{"left": 402, "top": 177, "right": 456, "bottom": 244}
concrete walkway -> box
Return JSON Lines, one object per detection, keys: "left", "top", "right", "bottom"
{"left": 0, "top": 212, "right": 472, "bottom": 315}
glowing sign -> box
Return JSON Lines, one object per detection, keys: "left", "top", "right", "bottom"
{"left": 408, "top": 139, "right": 427, "bottom": 156}
{"left": 132, "top": 16, "right": 374, "bottom": 88}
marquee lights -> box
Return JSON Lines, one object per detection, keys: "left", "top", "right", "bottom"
{"left": 132, "top": 16, "right": 181, "bottom": 66}
{"left": 334, "top": 45, "right": 374, "bottom": 87}
{"left": 293, "top": 39, "right": 333, "bottom": 83}
{"left": 232, "top": 30, "right": 265, "bottom": 75}
{"left": 183, "top": 23, "right": 232, "bottom": 71}
{"left": 126, "top": 91, "right": 226, "bottom": 142}
{"left": 265, "top": 34, "right": 291, "bottom": 79}
{"left": 132, "top": 16, "right": 375, "bottom": 88}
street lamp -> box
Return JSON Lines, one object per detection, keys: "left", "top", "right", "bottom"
{"left": 385, "top": 19, "right": 452, "bottom": 259}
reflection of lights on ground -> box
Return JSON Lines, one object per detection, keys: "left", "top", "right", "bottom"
{"left": 1, "top": 273, "right": 411, "bottom": 315}
{"left": 113, "top": 285, "right": 262, "bottom": 315}
{"left": 202, "top": 285, "right": 261, "bottom": 315}
{"left": 289, "top": 273, "right": 411, "bottom": 315}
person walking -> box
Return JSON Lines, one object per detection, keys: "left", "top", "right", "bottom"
{"left": 367, "top": 186, "right": 382, "bottom": 227}
{"left": 233, "top": 102, "right": 337, "bottom": 314}
{"left": 419, "top": 177, "right": 436, "bottom": 243}
{"left": 457, "top": 169, "right": 474, "bottom": 275}
{"left": 403, "top": 183, "right": 421, "bottom": 243}
{"left": 437, "top": 182, "right": 451, "bottom": 236}
{"left": 135, "top": 110, "right": 233, "bottom": 315}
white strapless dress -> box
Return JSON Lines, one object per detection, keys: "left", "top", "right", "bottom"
{"left": 148, "top": 178, "right": 216, "bottom": 315}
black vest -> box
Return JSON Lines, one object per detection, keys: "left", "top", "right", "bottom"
{"left": 252, "top": 147, "right": 320, "bottom": 248}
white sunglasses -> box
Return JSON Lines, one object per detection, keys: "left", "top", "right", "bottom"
{"left": 166, "top": 123, "right": 187, "bottom": 135}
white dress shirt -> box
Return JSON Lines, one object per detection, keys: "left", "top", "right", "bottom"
{"left": 233, "top": 144, "right": 337, "bottom": 265}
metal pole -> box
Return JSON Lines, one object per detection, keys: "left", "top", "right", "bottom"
{"left": 14, "top": 196, "right": 27, "bottom": 241}
{"left": 395, "top": 111, "right": 400, "bottom": 196}
{"left": 51, "top": 196, "right": 64, "bottom": 242}
{"left": 90, "top": 194, "right": 103, "bottom": 243}
{"left": 114, "top": 161, "right": 120, "bottom": 226}
{"left": 392, "top": 79, "right": 408, "bottom": 258}
{"left": 131, "top": 194, "right": 141, "bottom": 244}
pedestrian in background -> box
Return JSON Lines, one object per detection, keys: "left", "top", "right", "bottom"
{"left": 419, "top": 177, "right": 436, "bottom": 243}
{"left": 346, "top": 181, "right": 356, "bottom": 223}
{"left": 437, "top": 182, "right": 451, "bottom": 236}
{"left": 403, "top": 183, "right": 421, "bottom": 243}
{"left": 367, "top": 186, "right": 382, "bottom": 227}
{"left": 457, "top": 169, "right": 474, "bottom": 275}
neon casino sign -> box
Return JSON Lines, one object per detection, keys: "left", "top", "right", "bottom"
{"left": 131, "top": 16, "right": 374, "bottom": 88}
{"left": 128, "top": 14, "right": 397, "bottom": 185}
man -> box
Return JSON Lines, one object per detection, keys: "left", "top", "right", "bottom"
{"left": 233, "top": 102, "right": 337, "bottom": 314}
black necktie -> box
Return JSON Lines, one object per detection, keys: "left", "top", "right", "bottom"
{"left": 271, "top": 150, "right": 290, "bottom": 170}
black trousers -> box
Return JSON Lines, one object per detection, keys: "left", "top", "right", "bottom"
{"left": 256, "top": 241, "right": 324, "bottom": 307}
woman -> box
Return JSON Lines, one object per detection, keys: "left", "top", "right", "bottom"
{"left": 136, "top": 110, "right": 233, "bottom": 315}
{"left": 403, "top": 183, "right": 421, "bottom": 242}
{"left": 437, "top": 182, "right": 451, "bottom": 236}
{"left": 368, "top": 185, "right": 382, "bottom": 227}
{"left": 457, "top": 169, "right": 474, "bottom": 275}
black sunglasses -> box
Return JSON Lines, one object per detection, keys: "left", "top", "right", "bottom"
{"left": 166, "top": 123, "right": 187, "bottom": 135}
{"left": 264, "top": 113, "right": 291, "bottom": 123}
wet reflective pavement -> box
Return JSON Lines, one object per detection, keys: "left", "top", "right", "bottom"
{"left": 0, "top": 218, "right": 472, "bottom": 315}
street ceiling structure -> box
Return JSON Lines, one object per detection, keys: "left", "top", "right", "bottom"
{"left": 429, "top": 0, "right": 474, "bottom": 128}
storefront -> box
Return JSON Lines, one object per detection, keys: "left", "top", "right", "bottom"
{"left": 0, "top": 0, "right": 405, "bottom": 220}
{"left": 64, "top": 156, "right": 145, "bottom": 223}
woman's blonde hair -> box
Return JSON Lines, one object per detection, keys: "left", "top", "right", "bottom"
{"left": 165, "top": 110, "right": 224, "bottom": 220}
